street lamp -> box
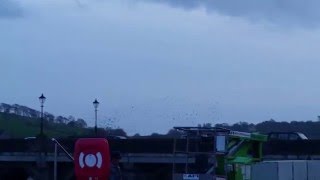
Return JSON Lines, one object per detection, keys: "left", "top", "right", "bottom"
{"left": 93, "top": 99, "right": 99, "bottom": 136}
{"left": 39, "top": 93, "right": 46, "bottom": 135}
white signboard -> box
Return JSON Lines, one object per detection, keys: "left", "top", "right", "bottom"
{"left": 216, "top": 135, "right": 226, "bottom": 152}
{"left": 229, "top": 131, "right": 251, "bottom": 138}
{"left": 183, "top": 174, "right": 199, "bottom": 180}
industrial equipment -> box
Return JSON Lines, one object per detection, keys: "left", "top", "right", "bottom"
{"left": 172, "top": 127, "right": 267, "bottom": 180}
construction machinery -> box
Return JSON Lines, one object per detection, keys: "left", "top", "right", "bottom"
{"left": 172, "top": 127, "right": 267, "bottom": 180}
{"left": 56, "top": 126, "right": 267, "bottom": 180}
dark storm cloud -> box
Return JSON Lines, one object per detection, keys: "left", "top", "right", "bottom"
{"left": 0, "top": 0, "right": 22, "bottom": 18}
{"left": 140, "top": 0, "right": 320, "bottom": 26}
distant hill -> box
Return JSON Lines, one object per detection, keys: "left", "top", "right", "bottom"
{"left": 0, "top": 112, "right": 91, "bottom": 138}
{"left": 0, "top": 103, "right": 45, "bottom": 118}
{"left": 9, "top": 103, "right": 320, "bottom": 140}
{"left": 0, "top": 103, "right": 92, "bottom": 138}
{"left": 0, "top": 103, "right": 77, "bottom": 124}
{"left": 0, "top": 103, "right": 127, "bottom": 139}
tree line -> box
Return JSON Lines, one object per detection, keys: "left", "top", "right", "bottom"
{"left": 131, "top": 119, "right": 320, "bottom": 139}
{"left": 213, "top": 119, "right": 320, "bottom": 139}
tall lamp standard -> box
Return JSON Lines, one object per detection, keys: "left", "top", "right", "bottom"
{"left": 39, "top": 94, "right": 46, "bottom": 135}
{"left": 93, "top": 99, "right": 99, "bottom": 136}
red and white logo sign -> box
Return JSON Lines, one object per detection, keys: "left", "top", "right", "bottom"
{"left": 79, "top": 152, "right": 103, "bottom": 169}
{"left": 74, "top": 138, "right": 110, "bottom": 179}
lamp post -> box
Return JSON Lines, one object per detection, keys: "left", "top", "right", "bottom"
{"left": 93, "top": 99, "right": 99, "bottom": 136}
{"left": 39, "top": 94, "right": 46, "bottom": 135}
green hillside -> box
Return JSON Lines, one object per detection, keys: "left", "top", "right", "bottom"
{"left": 0, "top": 113, "right": 91, "bottom": 138}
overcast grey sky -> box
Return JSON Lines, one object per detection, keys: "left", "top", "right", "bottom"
{"left": 1, "top": 0, "right": 320, "bottom": 135}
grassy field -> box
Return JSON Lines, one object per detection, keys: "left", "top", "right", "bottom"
{"left": 0, "top": 113, "right": 90, "bottom": 138}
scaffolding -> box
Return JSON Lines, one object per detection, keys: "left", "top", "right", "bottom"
{"left": 171, "top": 127, "right": 230, "bottom": 180}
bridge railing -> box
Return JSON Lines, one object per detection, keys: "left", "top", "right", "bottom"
{"left": 263, "top": 140, "right": 320, "bottom": 156}
{"left": 0, "top": 138, "right": 215, "bottom": 154}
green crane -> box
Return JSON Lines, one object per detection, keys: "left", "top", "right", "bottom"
{"left": 216, "top": 131, "right": 267, "bottom": 180}
{"left": 172, "top": 127, "right": 267, "bottom": 180}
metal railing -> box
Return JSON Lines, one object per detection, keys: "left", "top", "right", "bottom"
{"left": 51, "top": 138, "right": 74, "bottom": 180}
